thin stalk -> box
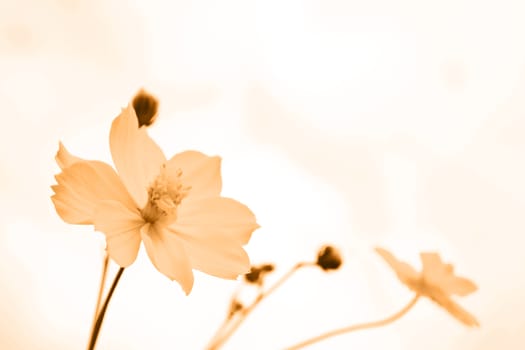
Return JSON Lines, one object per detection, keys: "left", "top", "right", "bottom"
{"left": 87, "top": 252, "right": 110, "bottom": 343}
{"left": 87, "top": 267, "right": 125, "bottom": 350}
{"left": 205, "top": 286, "right": 243, "bottom": 347}
{"left": 208, "top": 262, "right": 314, "bottom": 350}
{"left": 283, "top": 294, "right": 420, "bottom": 350}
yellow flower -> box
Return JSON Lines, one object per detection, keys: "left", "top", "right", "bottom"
{"left": 375, "top": 247, "right": 479, "bottom": 327}
{"left": 51, "top": 104, "right": 259, "bottom": 295}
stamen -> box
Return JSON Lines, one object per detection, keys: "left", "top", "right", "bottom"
{"left": 141, "top": 164, "right": 191, "bottom": 223}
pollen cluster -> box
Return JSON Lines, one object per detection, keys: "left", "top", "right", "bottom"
{"left": 141, "top": 164, "right": 190, "bottom": 223}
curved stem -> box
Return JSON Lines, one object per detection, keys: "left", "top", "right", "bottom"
{"left": 87, "top": 267, "right": 125, "bottom": 350}
{"left": 283, "top": 294, "right": 420, "bottom": 350}
{"left": 207, "top": 262, "right": 315, "bottom": 350}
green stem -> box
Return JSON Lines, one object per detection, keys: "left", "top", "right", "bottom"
{"left": 283, "top": 294, "right": 420, "bottom": 350}
{"left": 87, "top": 267, "right": 125, "bottom": 350}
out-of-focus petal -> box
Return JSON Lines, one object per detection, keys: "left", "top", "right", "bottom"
{"left": 93, "top": 200, "right": 143, "bottom": 267}
{"left": 175, "top": 197, "right": 259, "bottom": 245}
{"left": 429, "top": 292, "right": 480, "bottom": 327}
{"left": 110, "top": 104, "right": 166, "bottom": 208}
{"left": 421, "top": 252, "right": 450, "bottom": 287}
{"left": 375, "top": 247, "right": 420, "bottom": 286}
{"left": 55, "top": 142, "right": 84, "bottom": 169}
{"left": 167, "top": 224, "right": 251, "bottom": 279}
{"left": 440, "top": 276, "right": 478, "bottom": 296}
{"left": 421, "top": 252, "right": 445, "bottom": 279}
{"left": 141, "top": 223, "right": 194, "bottom": 295}
{"left": 52, "top": 161, "right": 136, "bottom": 224}
{"left": 430, "top": 267, "right": 478, "bottom": 297}
{"left": 166, "top": 151, "right": 222, "bottom": 199}
{"left": 420, "top": 253, "right": 478, "bottom": 296}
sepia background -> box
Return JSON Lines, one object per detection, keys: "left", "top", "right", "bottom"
{"left": 1, "top": 0, "right": 524, "bottom": 349}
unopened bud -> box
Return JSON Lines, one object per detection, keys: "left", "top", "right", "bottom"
{"left": 132, "top": 89, "right": 159, "bottom": 127}
{"left": 316, "top": 245, "right": 342, "bottom": 271}
{"left": 244, "top": 263, "right": 275, "bottom": 285}
{"left": 228, "top": 300, "right": 244, "bottom": 318}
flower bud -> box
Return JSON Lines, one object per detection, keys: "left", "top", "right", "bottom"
{"left": 316, "top": 245, "right": 342, "bottom": 271}
{"left": 244, "top": 263, "right": 275, "bottom": 285}
{"left": 228, "top": 299, "right": 244, "bottom": 318}
{"left": 132, "top": 89, "right": 159, "bottom": 127}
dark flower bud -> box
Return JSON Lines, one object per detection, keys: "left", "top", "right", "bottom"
{"left": 244, "top": 269, "right": 260, "bottom": 284}
{"left": 244, "top": 263, "right": 275, "bottom": 285}
{"left": 260, "top": 264, "right": 275, "bottom": 272}
{"left": 316, "top": 245, "right": 342, "bottom": 271}
{"left": 132, "top": 89, "right": 159, "bottom": 127}
{"left": 228, "top": 300, "right": 244, "bottom": 318}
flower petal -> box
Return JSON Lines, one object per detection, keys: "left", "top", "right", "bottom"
{"left": 440, "top": 276, "right": 478, "bottom": 296}
{"left": 420, "top": 252, "right": 445, "bottom": 277}
{"left": 167, "top": 224, "right": 251, "bottom": 280}
{"left": 110, "top": 104, "right": 166, "bottom": 208}
{"left": 176, "top": 197, "right": 259, "bottom": 245}
{"left": 375, "top": 247, "right": 420, "bottom": 287}
{"left": 428, "top": 291, "right": 480, "bottom": 327}
{"left": 166, "top": 151, "right": 222, "bottom": 199}
{"left": 55, "top": 142, "right": 84, "bottom": 169}
{"left": 141, "top": 223, "right": 194, "bottom": 295}
{"left": 93, "top": 200, "right": 143, "bottom": 267}
{"left": 420, "top": 252, "right": 450, "bottom": 288}
{"left": 420, "top": 253, "right": 478, "bottom": 296}
{"left": 52, "top": 161, "right": 136, "bottom": 224}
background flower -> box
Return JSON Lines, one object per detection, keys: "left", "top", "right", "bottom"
{"left": 376, "top": 247, "right": 479, "bottom": 327}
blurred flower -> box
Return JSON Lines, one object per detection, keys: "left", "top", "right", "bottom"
{"left": 244, "top": 263, "right": 275, "bottom": 285}
{"left": 51, "top": 103, "right": 259, "bottom": 294}
{"left": 316, "top": 245, "right": 342, "bottom": 271}
{"left": 375, "top": 247, "right": 479, "bottom": 327}
{"left": 132, "top": 89, "right": 159, "bottom": 127}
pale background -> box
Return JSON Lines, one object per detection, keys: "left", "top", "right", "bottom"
{"left": 0, "top": 0, "right": 523, "bottom": 349}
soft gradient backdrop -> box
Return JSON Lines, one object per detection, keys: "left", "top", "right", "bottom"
{"left": 1, "top": 0, "right": 523, "bottom": 349}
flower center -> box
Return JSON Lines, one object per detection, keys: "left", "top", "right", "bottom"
{"left": 141, "top": 164, "right": 191, "bottom": 223}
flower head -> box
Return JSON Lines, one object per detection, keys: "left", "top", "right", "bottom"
{"left": 375, "top": 247, "right": 479, "bottom": 327}
{"left": 51, "top": 103, "right": 259, "bottom": 294}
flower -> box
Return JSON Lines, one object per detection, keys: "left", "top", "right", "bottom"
{"left": 375, "top": 247, "right": 479, "bottom": 327}
{"left": 51, "top": 103, "right": 259, "bottom": 294}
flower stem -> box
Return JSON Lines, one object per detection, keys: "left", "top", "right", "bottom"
{"left": 205, "top": 286, "right": 243, "bottom": 347}
{"left": 87, "top": 267, "right": 125, "bottom": 350}
{"left": 87, "top": 253, "right": 110, "bottom": 341}
{"left": 207, "top": 262, "right": 315, "bottom": 350}
{"left": 283, "top": 294, "right": 420, "bottom": 350}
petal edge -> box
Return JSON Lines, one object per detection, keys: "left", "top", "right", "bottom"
{"left": 93, "top": 200, "right": 143, "bottom": 267}
{"left": 110, "top": 104, "right": 166, "bottom": 208}
{"left": 52, "top": 160, "right": 136, "bottom": 225}
{"left": 141, "top": 223, "right": 195, "bottom": 295}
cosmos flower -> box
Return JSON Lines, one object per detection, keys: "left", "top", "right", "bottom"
{"left": 375, "top": 247, "right": 479, "bottom": 327}
{"left": 51, "top": 104, "right": 259, "bottom": 294}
